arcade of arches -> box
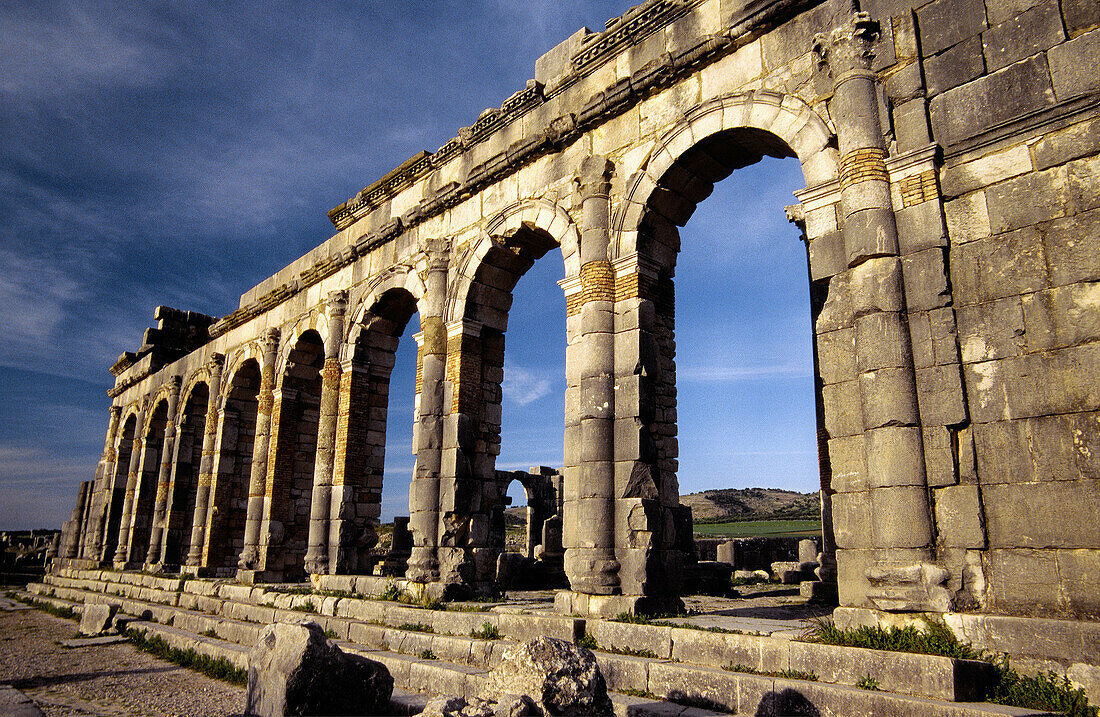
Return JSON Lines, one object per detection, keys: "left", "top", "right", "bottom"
{"left": 59, "top": 0, "right": 1100, "bottom": 624}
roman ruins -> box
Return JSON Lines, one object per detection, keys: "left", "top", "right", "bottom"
{"left": 56, "top": 0, "right": 1098, "bottom": 635}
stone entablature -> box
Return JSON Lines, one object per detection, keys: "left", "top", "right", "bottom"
{"left": 61, "top": 0, "right": 1100, "bottom": 626}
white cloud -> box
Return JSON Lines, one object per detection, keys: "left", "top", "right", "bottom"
{"left": 678, "top": 364, "right": 812, "bottom": 382}
{"left": 0, "top": 250, "right": 88, "bottom": 369}
{"left": 502, "top": 366, "right": 552, "bottom": 406}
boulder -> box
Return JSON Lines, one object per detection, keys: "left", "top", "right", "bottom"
{"left": 245, "top": 620, "right": 392, "bottom": 717}
{"left": 78, "top": 603, "right": 117, "bottom": 636}
{"left": 483, "top": 637, "right": 612, "bottom": 715}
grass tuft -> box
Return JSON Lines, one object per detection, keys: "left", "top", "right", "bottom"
{"left": 126, "top": 628, "right": 247, "bottom": 685}
{"left": 855, "top": 675, "right": 880, "bottom": 691}
{"left": 290, "top": 600, "right": 317, "bottom": 614}
{"left": 471, "top": 622, "right": 501, "bottom": 640}
{"left": 577, "top": 633, "right": 598, "bottom": 650}
{"left": 418, "top": 649, "right": 437, "bottom": 660}
{"left": 399, "top": 622, "right": 434, "bottom": 634}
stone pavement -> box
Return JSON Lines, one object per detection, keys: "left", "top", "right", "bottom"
{"left": 0, "top": 599, "right": 244, "bottom": 716}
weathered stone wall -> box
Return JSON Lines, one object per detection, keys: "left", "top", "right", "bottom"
{"left": 60, "top": 0, "right": 1099, "bottom": 622}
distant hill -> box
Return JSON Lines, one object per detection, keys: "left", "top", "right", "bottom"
{"left": 504, "top": 487, "right": 819, "bottom": 523}
{"left": 680, "top": 487, "right": 819, "bottom": 521}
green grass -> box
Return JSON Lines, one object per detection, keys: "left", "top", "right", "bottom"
{"left": 126, "top": 628, "right": 247, "bottom": 685}
{"left": 856, "top": 675, "right": 880, "bottom": 691}
{"left": 471, "top": 623, "right": 501, "bottom": 640}
{"left": 693, "top": 518, "right": 821, "bottom": 538}
{"left": 289, "top": 600, "right": 317, "bottom": 613}
{"left": 724, "top": 664, "right": 818, "bottom": 681}
{"left": 418, "top": 649, "right": 437, "bottom": 660}
{"left": 577, "top": 634, "right": 598, "bottom": 650}
{"left": 806, "top": 619, "right": 1098, "bottom": 716}
{"left": 398, "top": 623, "right": 434, "bottom": 633}
{"left": 21, "top": 596, "right": 78, "bottom": 621}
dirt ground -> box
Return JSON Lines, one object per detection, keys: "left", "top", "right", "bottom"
{"left": 0, "top": 604, "right": 245, "bottom": 717}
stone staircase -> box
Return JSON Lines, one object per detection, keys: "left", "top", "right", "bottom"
{"left": 17, "top": 568, "right": 1051, "bottom": 717}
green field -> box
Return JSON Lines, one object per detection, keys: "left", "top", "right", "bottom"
{"left": 693, "top": 519, "right": 821, "bottom": 538}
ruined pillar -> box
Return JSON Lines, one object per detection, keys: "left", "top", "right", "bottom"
{"left": 560, "top": 155, "right": 620, "bottom": 608}
{"left": 146, "top": 376, "right": 182, "bottom": 565}
{"left": 239, "top": 328, "right": 279, "bottom": 572}
{"left": 63, "top": 482, "right": 91, "bottom": 559}
{"left": 87, "top": 405, "right": 123, "bottom": 560}
{"left": 305, "top": 291, "right": 348, "bottom": 575}
{"left": 186, "top": 354, "right": 224, "bottom": 569}
{"left": 112, "top": 404, "right": 146, "bottom": 566}
{"left": 814, "top": 12, "right": 949, "bottom": 612}
{"left": 406, "top": 251, "right": 449, "bottom": 584}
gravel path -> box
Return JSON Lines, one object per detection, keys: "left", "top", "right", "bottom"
{"left": 0, "top": 603, "right": 245, "bottom": 716}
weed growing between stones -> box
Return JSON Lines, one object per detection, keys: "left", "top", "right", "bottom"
{"left": 471, "top": 623, "right": 501, "bottom": 640}
{"left": 806, "top": 619, "right": 1097, "bottom": 715}
{"left": 605, "top": 645, "right": 658, "bottom": 659}
{"left": 730, "top": 575, "right": 770, "bottom": 586}
{"left": 201, "top": 628, "right": 218, "bottom": 638}
{"left": 419, "top": 649, "right": 437, "bottom": 660}
{"left": 125, "top": 628, "right": 247, "bottom": 685}
{"left": 399, "top": 623, "right": 434, "bottom": 633}
{"left": 290, "top": 600, "right": 317, "bottom": 613}
{"left": 855, "top": 675, "right": 880, "bottom": 691}
{"left": 577, "top": 633, "right": 598, "bottom": 650}
{"left": 723, "top": 664, "right": 819, "bottom": 681}
{"left": 324, "top": 629, "right": 339, "bottom": 638}
{"left": 621, "top": 688, "right": 659, "bottom": 700}
{"left": 22, "top": 597, "right": 78, "bottom": 621}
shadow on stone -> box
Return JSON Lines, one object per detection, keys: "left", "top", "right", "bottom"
{"left": 754, "top": 688, "right": 821, "bottom": 717}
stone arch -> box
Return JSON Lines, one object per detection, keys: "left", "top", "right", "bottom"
{"left": 206, "top": 357, "right": 261, "bottom": 575}
{"left": 612, "top": 90, "right": 836, "bottom": 259}
{"left": 445, "top": 197, "right": 579, "bottom": 325}
{"left": 264, "top": 328, "right": 326, "bottom": 581}
{"left": 129, "top": 397, "right": 170, "bottom": 565}
{"left": 222, "top": 343, "right": 264, "bottom": 399}
{"left": 274, "top": 311, "right": 330, "bottom": 379}
{"left": 344, "top": 265, "right": 424, "bottom": 355}
{"left": 163, "top": 379, "right": 209, "bottom": 567}
{"left": 329, "top": 284, "right": 423, "bottom": 574}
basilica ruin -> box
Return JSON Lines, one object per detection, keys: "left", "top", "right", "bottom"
{"left": 54, "top": 0, "right": 1099, "bottom": 648}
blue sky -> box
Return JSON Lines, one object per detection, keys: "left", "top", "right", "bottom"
{"left": 0, "top": 1, "right": 816, "bottom": 529}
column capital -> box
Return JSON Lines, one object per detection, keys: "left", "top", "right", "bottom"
{"left": 577, "top": 155, "right": 614, "bottom": 197}
{"left": 108, "top": 404, "right": 123, "bottom": 418}
{"left": 259, "top": 327, "right": 281, "bottom": 350}
{"left": 325, "top": 290, "right": 348, "bottom": 317}
{"left": 813, "top": 12, "right": 881, "bottom": 81}
{"left": 208, "top": 352, "right": 226, "bottom": 371}
{"left": 167, "top": 375, "right": 183, "bottom": 392}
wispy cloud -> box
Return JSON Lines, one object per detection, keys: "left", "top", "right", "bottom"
{"left": 678, "top": 364, "right": 812, "bottom": 382}
{"left": 502, "top": 366, "right": 552, "bottom": 406}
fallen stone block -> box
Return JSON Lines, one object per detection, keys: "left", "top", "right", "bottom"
{"left": 245, "top": 620, "right": 393, "bottom": 717}
{"left": 78, "top": 603, "right": 117, "bottom": 636}
{"left": 482, "top": 636, "right": 612, "bottom": 715}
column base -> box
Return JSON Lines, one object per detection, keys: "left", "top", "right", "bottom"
{"left": 865, "top": 558, "right": 953, "bottom": 613}
{"left": 554, "top": 590, "right": 685, "bottom": 618}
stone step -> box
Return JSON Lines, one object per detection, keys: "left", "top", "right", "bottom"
{"left": 21, "top": 584, "right": 1049, "bottom": 717}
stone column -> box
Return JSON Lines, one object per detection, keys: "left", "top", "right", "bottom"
{"left": 406, "top": 252, "right": 449, "bottom": 583}
{"left": 186, "top": 354, "right": 225, "bottom": 569}
{"left": 146, "top": 376, "right": 182, "bottom": 565}
{"left": 239, "top": 328, "right": 280, "bottom": 571}
{"left": 305, "top": 291, "right": 348, "bottom": 575}
{"left": 562, "top": 155, "right": 620, "bottom": 600}
{"left": 814, "top": 13, "right": 949, "bottom": 612}
{"left": 63, "top": 482, "right": 92, "bottom": 559}
{"left": 85, "top": 405, "right": 122, "bottom": 559}
{"left": 113, "top": 403, "right": 146, "bottom": 566}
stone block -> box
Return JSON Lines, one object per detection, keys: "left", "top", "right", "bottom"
{"left": 1063, "top": 0, "right": 1100, "bottom": 35}
{"left": 855, "top": 312, "right": 912, "bottom": 372}
{"left": 941, "top": 144, "right": 1033, "bottom": 199}
{"left": 918, "top": 0, "right": 988, "bottom": 55}
{"left": 809, "top": 230, "right": 846, "bottom": 281}
{"left": 844, "top": 208, "right": 900, "bottom": 264}
{"left": 647, "top": 661, "right": 738, "bottom": 713}
{"left": 79, "top": 603, "right": 117, "bottom": 636}
{"left": 915, "top": 364, "right": 968, "bottom": 426}
{"left": 982, "top": 0, "right": 1064, "bottom": 71}
{"left": 893, "top": 98, "right": 933, "bottom": 153}
{"left": 1048, "top": 29, "right": 1100, "bottom": 100}
{"left": 934, "top": 484, "right": 986, "bottom": 548}
{"left": 831, "top": 491, "right": 873, "bottom": 550}
{"left": 896, "top": 197, "right": 947, "bottom": 254}
{"left": 924, "top": 36, "right": 985, "bottom": 97}
{"left": 924, "top": 425, "right": 959, "bottom": 487}
{"left": 816, "top": 271, "right": 853, "bottom": 333}
{"left": 1022, "top": 283, "right": 1100, "bottom": 352}
{"left": 835, "top": 548, "right": 875, "bottom": 608}
{"left": 944, "top": 191, "right": 990, "bottom": 246}
{"left": 930, "top": 55, "right": 1056, "bottom": 146}
{"left": 822, "top": 380, "right": 863, "bottom": 438}
{"left": 983, "top": 479, "right": 1100, "bottom": 549}
{"left": 956, "top": 297, "right": 1025, "bottom": 362}
{"left": 1034, "top": 116, "right": 1100, "bottom": 172}
{"left": 865, "top": 426, "right": 926, "bottom": 488}
{"left": 1056, "top": 549, "right": 1100, "bottom": 616}
{"left": 909, "top": 312, "right": 934, "bottom": 369}
{"left": 886, "top": 62, "right": 924, "bottom": 104}
{"left": 902, "top": 248, "right": 951, "bottom": 312}
{"left": 859, "top": 367, "right": 920, "bottom": 429}
{"left": 952, "top": 228, "right": 1048, "bottom": 303}
{"left": 816, "top": 328, "right": 857, "bottom": 385}
{"left": 849, "top": 257, "right": 905, "bottom": 315}
{"left": 988, "top": 548, "right": 1062, "bottom": 613}
{"left": 829, "top": 435, "right": 867, "bottom": 493}
{"left": 871, "top": 486, "right": 933, "bottom": 549}
{"left": 588, "top": 620, "right": 671, "bottom": 659}
{"left": 986, "top": 165, "right": 1070, "bottom": 234}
